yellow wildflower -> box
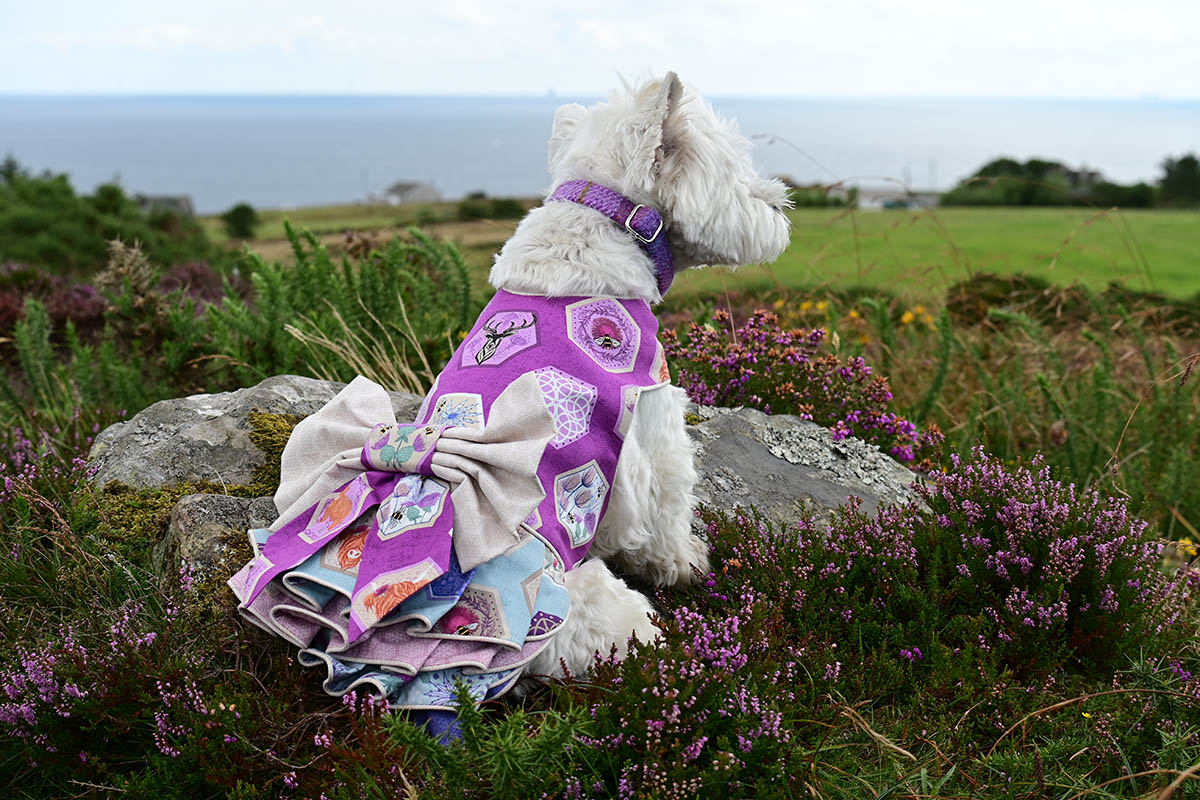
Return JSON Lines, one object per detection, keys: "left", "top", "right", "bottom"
{"left": 800, "top": 300, "right": 813, "bottom": 311}
{"left": 773, "top": 298, "right": 785, "bottom": 310}
{"left": 1180, "top": 538, "right": 1198, "bottom": 557}
{"left": 848, "top": 309, "right": 860, "bottom": 319}
{"left": 1082, "top": 712, "right": 1092, "bottom": 719}
{"left": 815, "top": 300, "right": 829, "bottom": 312}
{"left": 900, "top": 310, "right": 915, "bottom": 325}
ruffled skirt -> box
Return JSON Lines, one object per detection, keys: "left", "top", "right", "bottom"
{"left": 227, "top": 502, "right": 570, "bottom": 710}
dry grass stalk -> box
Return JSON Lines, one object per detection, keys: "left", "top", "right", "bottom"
{"left": 838, "top": 705, "right": 916, "bottom": 762}
{"left": 285, "top": 294, "right": 436, "bottom": 396}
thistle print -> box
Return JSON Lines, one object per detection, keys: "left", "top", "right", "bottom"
{"left": 554, "top": 460, "right": 609, "bottom": 548}
{"left": 566, "top": 298, "right": 642, "bottom": 373}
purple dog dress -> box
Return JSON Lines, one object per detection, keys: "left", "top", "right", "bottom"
{"left": 228, "top": 290, "right": 671, "bottom": 709}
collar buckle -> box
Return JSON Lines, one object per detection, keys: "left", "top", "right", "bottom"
{"left": 625, "top": 205, "right": 663, "bottom": 244}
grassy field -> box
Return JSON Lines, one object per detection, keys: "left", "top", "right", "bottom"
{"left": 197, "top": 200, "right": 462, "bottom": 242}
{"left": 207, "top": 204, "right": 1200, "bottom": 303}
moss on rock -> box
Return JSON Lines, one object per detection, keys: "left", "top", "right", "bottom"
{"left": 247, "top": 411, "right": 303, "bottom": 496}
{"left": 91, "top": 411, "right": 300, "bottom": 567}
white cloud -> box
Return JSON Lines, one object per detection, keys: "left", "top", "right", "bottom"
{"left": 2, "top": 0, "right": 1198, "bottom": 97}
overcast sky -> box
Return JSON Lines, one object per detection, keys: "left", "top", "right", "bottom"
{"left": 4, "top": 0, "right": 1198, "bottom": 98}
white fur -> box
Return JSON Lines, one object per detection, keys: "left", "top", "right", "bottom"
{"left": 493, "top": 73, "right": 791, "bottom": 682}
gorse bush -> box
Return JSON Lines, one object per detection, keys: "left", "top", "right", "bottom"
{"left": 207, "top": 223, "right": 472, "bottom": 391}
{"left": 663, "top": 308, "right": 944, "bottom": 467}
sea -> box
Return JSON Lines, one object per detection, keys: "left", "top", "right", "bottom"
{"left": 1, "top": 95, "right": 1197, "bottom": 215}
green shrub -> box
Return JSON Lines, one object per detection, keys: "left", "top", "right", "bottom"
{"left": 489, "top": 197, "right": 526, "bottom": 219}
{"left": 0, "top": 157, "right": 213, "bottom": 276}
{"left": 205, "top": 223, "right": 473, "bottom": 391}
{"left": 219, "top": 203, "right": 260, "bottom": 239}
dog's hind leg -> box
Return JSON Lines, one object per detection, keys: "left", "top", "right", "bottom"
{"left": 525, "top": 558, "right": 659, "bottom": 680}
{"left": 592, "top": 383, "right": 709, "bottom": 587}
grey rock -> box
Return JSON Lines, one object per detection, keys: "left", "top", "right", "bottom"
{"left": 685, "top": 404, "right": 919, "bottom": 529}
{"left": 89, "top": 374, "right": 424, "bottom": 490}
{"left": 153, "top": 493, "right": 279, "bottom": 584}
{"left": 92, "top": 376, "right": 919, "bottom": 579}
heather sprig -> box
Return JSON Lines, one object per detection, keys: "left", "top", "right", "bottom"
{"left": 663, "top": 309, "right": 943, "bottom": 467}
{"left": 913, "top": 447, "right": 1193, "bottom": 670}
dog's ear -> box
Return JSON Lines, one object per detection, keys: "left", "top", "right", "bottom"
{"left": 548, "top": 103, "right": 585, "bottom": 169}
{"left": 629, "top": 72, "right": 682, "bottom": 191}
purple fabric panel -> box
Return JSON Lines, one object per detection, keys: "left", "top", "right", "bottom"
{"left": 348, "top": 498, "right": 454, "bottom": 643}
{"left": 429, "top": 290, "right": 662, "bottom": 571}
{"left": 244, "top": 472, "right": 396, "bottom": 606}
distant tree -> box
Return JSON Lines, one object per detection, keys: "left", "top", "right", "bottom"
{"left": 943, "top": 157, "right": 1073, "bottom": 206}
{"left": 1090, "top": 181, "right": 1156, "bottom": 209}
{"left": 1, "top": 154, "right": 23, "bottom": 185}
{"left": 220, "top": 202, "right": 260, "bottom": 239}
{"left": 1160, "top": 153, "right": 1200, "bottom": 206}
{"left": 943, "top": 157, "right": 1154, "bottom": 208}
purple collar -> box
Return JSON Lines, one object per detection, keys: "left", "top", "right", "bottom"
{"left": 547, "top": 180, "right": 675, "bottom": 297}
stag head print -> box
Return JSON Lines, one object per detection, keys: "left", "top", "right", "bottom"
{"left": 474, "top": 312, "right": 538, "bottom": 365}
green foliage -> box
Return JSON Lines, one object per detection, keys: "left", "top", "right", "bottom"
{"left": 1, "top": 225, "right": 474, "bottom": 436}
{"left": 787, "top": 182, "right": 852, "bottom": 207}
{"left": 365, "top": 686, "right": 588, "bottom": 799}
{"left": 220, "top": 202, "right": 261, "bottom": 239}
{"left": 456, "top": 195, "right": 527, "bottom": 220}
{"left": 206, "top": 223, "right": 472, "bottom": 390}
{"left": 0, "top": 241, "right": 217, "bottom": 435}
{"left": 0, "top": 159, "right": 213, "bottom": 276}
{"left": 1160, "top": 152, "right": 1200, "bottom": 206}
{"left": 941, "top": 156, "right": 1159, "bottom": 208}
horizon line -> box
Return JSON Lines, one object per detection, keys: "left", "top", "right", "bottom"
{"left": 1, "top": 91, "right": 1198, "bottom": 104}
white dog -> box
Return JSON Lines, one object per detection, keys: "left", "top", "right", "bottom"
{"left": 231, "top": 73, "right": 790, "bottom": 719}
{"left": 495, "top": 72, "right": 793, "bottom": 680}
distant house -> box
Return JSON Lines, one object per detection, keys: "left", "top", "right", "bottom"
{"left": 136, "top": 194, "right": 195, "bottom": 217}
{"left": 374, "top": 181, "right": 442, "bottom": 206}
{"left": 854, "top": 186, "right": 941, "bottom": 210}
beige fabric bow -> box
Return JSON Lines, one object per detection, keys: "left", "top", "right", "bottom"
{"left": 272, "top": 374, "right": 555, "bottom": 572}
